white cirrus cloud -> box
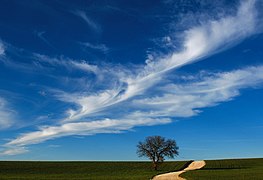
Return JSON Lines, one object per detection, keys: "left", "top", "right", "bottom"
{"left": 57, "top": 0, "right": 260, "bottom": 122}
{"left": 143, "top": 0, "right": 258, "bottom": 75}
{"left": 1, "top": 0, "right": 262, "bottom": 156}
{"left": 72, "top": 10, "right": 101, "bottom": 32}
{"left": 3, "top": 65, "right": 263, "bottom": 155}
{"left": 0, "top": 41, "right": 5, "bottom": 55}
{"left": 35, "top": 31, "right": 56, "bottom": 49}
{"left": 133, "top": 65, "right": 263, "bottom": 118}
{"left": 34, "top": 54, "right": 99, "bottom": 75}
{"left": 3, "top": 117, "right": 170, "bottom": 152}
{"left": 0, "top": 97, "right": 15, "bottom": 130}
{"left": 81, "top": 42, "right": 109, "bottom": 53}
{"left": 0, "top": 146, "right": 28, "bottom": 156}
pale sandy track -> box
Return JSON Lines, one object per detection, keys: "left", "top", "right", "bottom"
{"left": 152, "top": 160, "right": 206, "bottom": 180}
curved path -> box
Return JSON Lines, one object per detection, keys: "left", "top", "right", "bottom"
{"left": 153, "top": 160, "right": 206, "bottom": 180}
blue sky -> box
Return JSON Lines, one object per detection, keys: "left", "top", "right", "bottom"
{"left": 0, "top": 0, "right": 263, "bottom": 160}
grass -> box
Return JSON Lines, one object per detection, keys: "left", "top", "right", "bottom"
{"left": 2, "top": 158, "right": 263, "bottom": 179}
{"left": 0, "top": 160, "right": 189, "bottom": 179}
{"left": 182, "top": 158, "right": 263, "bottom": 180}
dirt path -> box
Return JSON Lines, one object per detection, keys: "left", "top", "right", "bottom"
{"left": 152, "top": 160, "right": 206, "bottom": 180}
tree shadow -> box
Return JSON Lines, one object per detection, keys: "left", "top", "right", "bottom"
{"left": 178, "top": 160, "right": 194, "bottom": 171}
{"left": 202, "top": 167, "right": 246, "bottom": 170}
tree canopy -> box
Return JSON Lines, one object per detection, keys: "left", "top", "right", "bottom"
{"left": 137, "top": 136, "right": 179, "bottom": 170}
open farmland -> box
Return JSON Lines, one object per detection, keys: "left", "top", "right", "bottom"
{"left": 182, "top": 158, "right": 263, "bottom": 180}
{"left": 0, "top": 161, "right": 189, "bottom": 179}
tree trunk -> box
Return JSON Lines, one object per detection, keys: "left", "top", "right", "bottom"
{"left": 153, "top": 162, "right": 158, "bottom": 171}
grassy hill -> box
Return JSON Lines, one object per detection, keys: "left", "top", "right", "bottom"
{"left": 1, "top": 158, "right": 263, "bottom": 179}
{"left": 182, "top": 158, "right": 263, "bottom": 180}
{"left": 0, "top": 160, "right": 188, "bottom": 179}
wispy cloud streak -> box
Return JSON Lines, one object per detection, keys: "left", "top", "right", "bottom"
{"left": 133, "top": 66, "right": 263, "bottom": 118}
{"left": 34, "top": 54, "right": 99, "bottom": 75}
{"left": 0, "top": 147, "right": 28, "bottom": 156}
{"left": 0, "top": 97, "right": 15, "bottom": 130}
{"left": 35, "top": 31, "right": 56, "bottom": 49}
{"left": 5, "top": 118, "right": 170, "bottom": 147}
{"left": 3, "top": 65, "right": 263, "bottom": 155}
{"left": 60, "top": 0, "right": 259, "bottom": 122}
{"left": 0, "top": 41, "right": 5, "bottom": 55}
{"left": 72, "top": 10, "right": 101, "bottom": 32}
{"left": 81, "top": 42, "right": 109, "bottom": 53}
{"left": 1, "top": 0, "right": 262, "bottom": 155}
{"left": 144, "top": 0, "right": 257, "bottom": 75}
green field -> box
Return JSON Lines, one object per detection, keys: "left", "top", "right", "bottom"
{"left": 0, "top": 161, "right": 189, "bottom": 179}
{"left": 1, "top": 158, "right": 263, "bottom": 179}
{"left": 182, "top": 158, "right": 263, "bottom": 180}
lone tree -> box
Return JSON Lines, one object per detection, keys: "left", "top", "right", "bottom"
{"left": 137, "top": 136, "right": 179, "bottom": 170}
